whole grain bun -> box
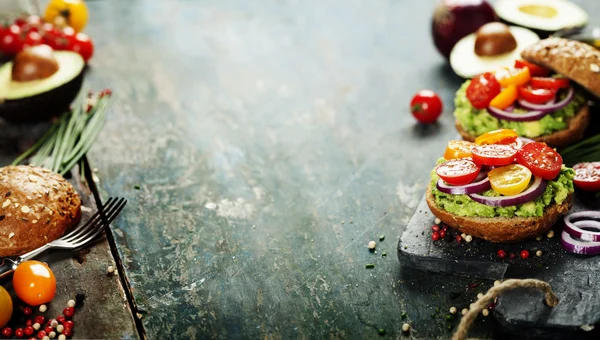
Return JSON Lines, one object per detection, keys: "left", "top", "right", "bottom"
{"left": 456, "top": 103, "right": 590, "bottom": 148}
{"left": 426, "top": 185, "right": 572, "bottom": 243}
{"left": 0, "top": 165, "right": 81, "bottom": 257}
{"left": 521, "top": 38, "right": 600, "bottom": 98}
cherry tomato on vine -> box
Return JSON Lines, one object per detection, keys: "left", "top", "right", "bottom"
{"left": 13, "top": 260, "right": 56, "bottom": 306}
{"left": 516, "top": 142, "right": 562, "bottom": 180}
{"left": 0, "top": 25, "right": 24, "bottom": 55}
{"left": 410, "top": 90, "right": 443, "bottom": 124}
{"left": 68, "top": 32, "right": 94, "bottom": 62}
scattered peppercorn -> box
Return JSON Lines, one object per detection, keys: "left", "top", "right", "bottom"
{"left": 58, "top": 334, "right": 66, "bottom": 340}
{"left": 536, "top": 236, "right": 542, "bottom": 241}
{"left": 367, "top": 241, "right": 377, "bottom": 251}
{"left": 455, "top": 235, "right": 462, "bottom": 243}
{"left": 509, "top": 253, "right": 516, "bottom": 259}
{"left": 465, "top": 235, "right": 473, "bottom": 243}
{"left": 39, "top": 304, "right": 47, "bottom": 313}
{"left": 35, "top": 316, "right": 45, "bottom": 325}
{"left": 33, "top": 323, "right": 41, "bottom": 331}
{"left": 14, "top": 328, "right": 24, "bottom": 338}
{"left": 547, "top": 230, "right": 554, "bottom": 238}
{"left": 23, "top": 307, "right": 33, "bottom": 316}
{"left": 67, "top": 300, "right": 76, "bottom": 308}
{"left": 449, "top": 306, "right": 457, "bottom": 314}
{"left": 1, "top": 327, "right": 13, "bottom": 337}
{"left": 536, "top": 250, "right": 543, "bottom": 257}
{"left": 520, "top": 250, "right": 530, "bottom": 259}
{"left": 439, "top": 229, "right": 447, "bottom": 238}
{"left": 402, "top": 323, "right": 410, "bottom": 332}
{"left": 432, "top": 231, "right": 440, "bottom": 241}
{"left": 482, "top": 308, "right": 489, "bottom": 316}
{"left": 63, "top": 307, "right": 74, "bottom": 318}
{"left": 24, "top": 326, "right": 34, "bottom": 336}
{"left": 432, "top": 225, "right": 440, "bottom": 232}
{"left": 497, "top": 249, "right": 506, "bottom": 259}
{"left": 434, "top": 218, "right": 441, "bottom": 225}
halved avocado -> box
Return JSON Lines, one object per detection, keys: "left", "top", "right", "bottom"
{"left": 0, "top": 51, "right": 85, "bottom": 123}
{"left": 495, "top": 0, "right": 588, "bottom": 35}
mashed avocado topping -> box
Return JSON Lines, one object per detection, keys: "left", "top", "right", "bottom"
{"left": 431, "top": 158, "right": 574, "bottom": 218}
{"left": 454, "top": 80, "right": 586, "bottom": 138}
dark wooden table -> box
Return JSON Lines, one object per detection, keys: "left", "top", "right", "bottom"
{"left": 75, "top": 0, "right": 600, "bottom": 339}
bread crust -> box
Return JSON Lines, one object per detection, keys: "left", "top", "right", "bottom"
{"left": 456, "top": 103, "right": 590, "bottom": 148}
{"left": 0, "top": 165, "right": 81, "bottom": 257}
{"left": 426, "top": 185, "right": 572, "bottom": 243}
{"left": 521, "top": 38, "right": 600, "bottom": 98}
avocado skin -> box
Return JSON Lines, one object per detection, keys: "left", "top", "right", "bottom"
{"left": 0, "top": 71, "right": 84, "bottom": 123}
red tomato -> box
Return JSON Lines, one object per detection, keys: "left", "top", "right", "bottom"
{"left": 13, "top": 17, "right": 27, "bottom": 28}
{"left": 13, "top": 260, "right": 56, "bottom": 306}
{"left": 573, "top": 162, "right": 600, "bottom": 192}
{"left": 436, "top": 158, "right": 481, "bottom": 186}
{"left": 530, "top": 77, "right": 570, "bottom": 90}
{"left": 466, "top": 72, "right": 501, "bottom": 109}
{"left": 514, "top": 60, "right": 550, "bottom": 77}
{"left": 23, "top": 31, "right": 42, "bottom": 48}
{"left": 410, "top": 90, "right": 443, "bottom": 124}
{"left": 472, "top": 144, "right": 518, "bottom": 166}
{"left": 518, "top": 86, "right": 556, "bottom": 104}
{"left": 41, "top": 23, "right": 62, "bottom": 49}
{"left": 475, "top": 129, "right": 518, "bottom": 145}
{"left": 444, "top": 140, "right": 475, "bottom": 160}
{"left": 0, "top": 25, "right": 24, "bottom": 55}
{"left": 68, "top": 32, "right": 94, "bottom": 62}
{"left": 516, "top": 142, "right": 562, "bottom": 180}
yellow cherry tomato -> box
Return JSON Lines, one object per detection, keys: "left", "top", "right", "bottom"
{"left": 495, "top": 67, "right": 531, "bottom": 87}
{"left": 444, "top": 140, "right": 475, "bottom": 160}
{"left": 44, "top": 0, "right": 89, "bottom": 32}
{"left": 488, "top": 164, "right": 532, "bottom": 196}
{"left": 475, "top": 129, "right": 518, "bottom": 145}
{"left": 0, "top": 286, "right": 13, "bottom": 328}
{"left": 489, "top": 85, "right": 518, "bottom": 110}
{"left": 13, "top": 260, "right": 56, "bottom": 306}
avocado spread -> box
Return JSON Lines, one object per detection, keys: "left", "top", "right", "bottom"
{"left": 454, "top": 80, "right": 586, "bottom": 138}
{"left": 431, "top": 158, "right": 575, "bottom": 218}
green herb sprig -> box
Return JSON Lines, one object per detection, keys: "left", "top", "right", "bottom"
{"left": 559, "top": 134, "right": 600, "bottom": 167}
{"left": 12, "top": 89, "right": 111, "bottom": 176}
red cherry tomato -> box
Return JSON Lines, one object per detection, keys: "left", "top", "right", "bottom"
{"left": 410, "top": 90, "right": 443, "bottom": 124}
{"left": 514, "top": 60, "right": 550, "bottom": 77}
{"left": 13, "top": 260, "right": 56, "bottom": 306}
{"left": 530, "top": 77, "right": 570, "bottom": 90}
{"left": 466, "top": 72, "right": 501, "bottom": 109}
{"left": 0, "top": 25, "right": 24, "bottom": 55}
{"left": 436, "top": 158, "right": 481, "bottom": 186}
{"left": 573, "top": 162, "right": 600, "bottom": 192}
{"left": 516, "top": 142, "right": 562, "bottom": 180}
{"left": 518, "top": 86, "right": 556, "bottom": 104}
{"left": 23, "top": 31, "right": 42, "bottom": 48}
{"left": 472, "top": 144, "right": 518, "bottom": 166}
{"left": 14, "top": 17, "right": 27, "bottom": 27}
{"left": 68, "top": 32, "right": 94, "bottom": 62}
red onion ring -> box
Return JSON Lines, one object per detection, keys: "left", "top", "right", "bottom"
{"left": 487, "top": 106, "right": 547, "bottom": 122}
{"left": 468, "top": 176, "right": 546, "bottom": 207}
{"left": 563, "top": 211, "right": 600, "bottom": 242}
{"left": 436, "top": 172, "right": 491, "bottom": 195}
{"left": 561, "top": 231, "right": 600, "bottom": 256}
{"left": 518, "top": 87, "right": 574, "bottom": 113}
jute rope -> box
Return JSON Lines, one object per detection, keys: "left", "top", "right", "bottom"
{"left": 452, "top": 279, "right": 559, "bottom": 340}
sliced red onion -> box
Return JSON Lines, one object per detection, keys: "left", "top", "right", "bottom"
{"left": 518, "top": 87, "right": 574, "bottom": 113}
{"left": 518, "top": 137, "right": 535, "bottom": 145}
{"left": 468, "top": 176, "right": 546, "bottom": 207}
{"left": 561, "top": 231, "right": 600, "bottom": 255}
{"left": 436, "top": 172, "right": 491, "bottom": 195}
{"left": 487, "top": 105, "right": 548, "bottom": 122}
{"left": 563, "top": 211, "right": 600, "bottom": 242}
{"left": 505, "top": 105, "right": 515, "bottom": 112}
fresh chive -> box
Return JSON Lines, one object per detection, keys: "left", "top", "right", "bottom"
{"left": 559, "top": 134, "right": 600, "bottom": 166}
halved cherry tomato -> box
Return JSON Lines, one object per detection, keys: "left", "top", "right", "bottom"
{"left": 488, "top": 164, "right": 532, "bottom": 196}
{"left": 514, "top": 59, "right": 550, "bottom": 77}
{"left": 475, "top": 129, "right": 518, "bottom": 145}
{"left": 472, "top": 144, "right": 518, "bottom": 166}
{"left": 518, "top": 86, "right": 556, "bottom": 104}
{"left": 444, "top": 140, "right": 475, "bottom": 160}
{"left": 516, "top": 142, "right": 562, "bottom": 180}
{"left": 13, "top": 260, "right": 56, "bottom": 306}
{"left": 466, "top": 72, "right": 501, "bottom": 109}
{"left": 530, "top": 77, "right": 570, "bottom": 90}
{"left": 0, "top": 286, "right": 12, "bottom": 328}
{"left": 573, "top": 162, "right": 600, "bottom": 192}
{"left": 436, "top": 159, "right": 481, "bottom": 186}
{"left": 495, "top": 67, "right": 531, "bottom": 87}
{"left": 489, "top": 85, "right": 518, "bottom": 109}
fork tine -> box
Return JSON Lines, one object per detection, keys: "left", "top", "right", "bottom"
{"left": 64, "top": 198, "right": 125, "bottom": 244}
{"left": 68, "top": 198, "right": 127, "bottom": 246}
{"left": 59, "top": 197, "right": 116, "bottom": 241}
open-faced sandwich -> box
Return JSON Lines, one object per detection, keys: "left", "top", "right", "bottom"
{"left": 427, "top": 129, "right": 574, "bottom": 243}
{"left": 0, "top": 165, "right": 81, "bottom": 257}
{"left": 454, "top": 38, "right": 600, "bottom": 149}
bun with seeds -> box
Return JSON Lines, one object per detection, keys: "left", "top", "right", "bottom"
{"left": 0, "top": 165, "right": 81, "bottom": 257}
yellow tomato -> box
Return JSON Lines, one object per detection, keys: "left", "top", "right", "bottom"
{"left": 475, "top": 129, "right": 518, "bottom": 145}
{"left": 489, "top": 85, "right": 518, "bottom": 110}
{"left": 496, "top": 67, "right": 531, "bottom": 87}
{"left": 44, "top": 0, "right": 89, "bottom": 32}
{"left": 0, "top": 286, "right": 13, "bottom": 328}
{"left": 444, "top": 140, "right": 475, "bottom": 160}
{"left": 489, "top": 164, "right": 532, "bottom": 196}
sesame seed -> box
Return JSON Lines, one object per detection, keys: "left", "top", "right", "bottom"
{"left": 461, "top": 233, "right": 467, "bottom": 239}
{"left": 32, "top": 220, "right": 38, "bottom": 224}
{"left": 2, "top": 199, "right": 10, "bottom": 208}
{"left": 8, "top": 232, "right": 14, "bottom": 239}
{"left": 14, "top": 203, "right": 18, "bottom": 208}
{"left": 28, "top": 174, "right": 41, "bottom": 182}
{"left": 591, "top": 64, "right": 600, "bottom": 73}
{"left": 21, "top": 206, "right": 30, "bottom": 213}
{"left": 39, "top": 304, "right": 47, "bottom": 312}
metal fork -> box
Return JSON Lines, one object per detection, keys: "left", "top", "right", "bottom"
{"left": 0, "top": 197, "right": 127, "bottom": 279}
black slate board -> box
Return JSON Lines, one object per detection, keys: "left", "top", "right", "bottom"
{"left": 398, "top": 183, "right": 600, "bottom": 339}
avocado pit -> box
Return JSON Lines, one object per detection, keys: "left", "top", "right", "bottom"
{"left": 11, "top": 45, "right": 60, "bottom": 82}
{"left": 474, "top": 22, "right": 518, "bottom": 57}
